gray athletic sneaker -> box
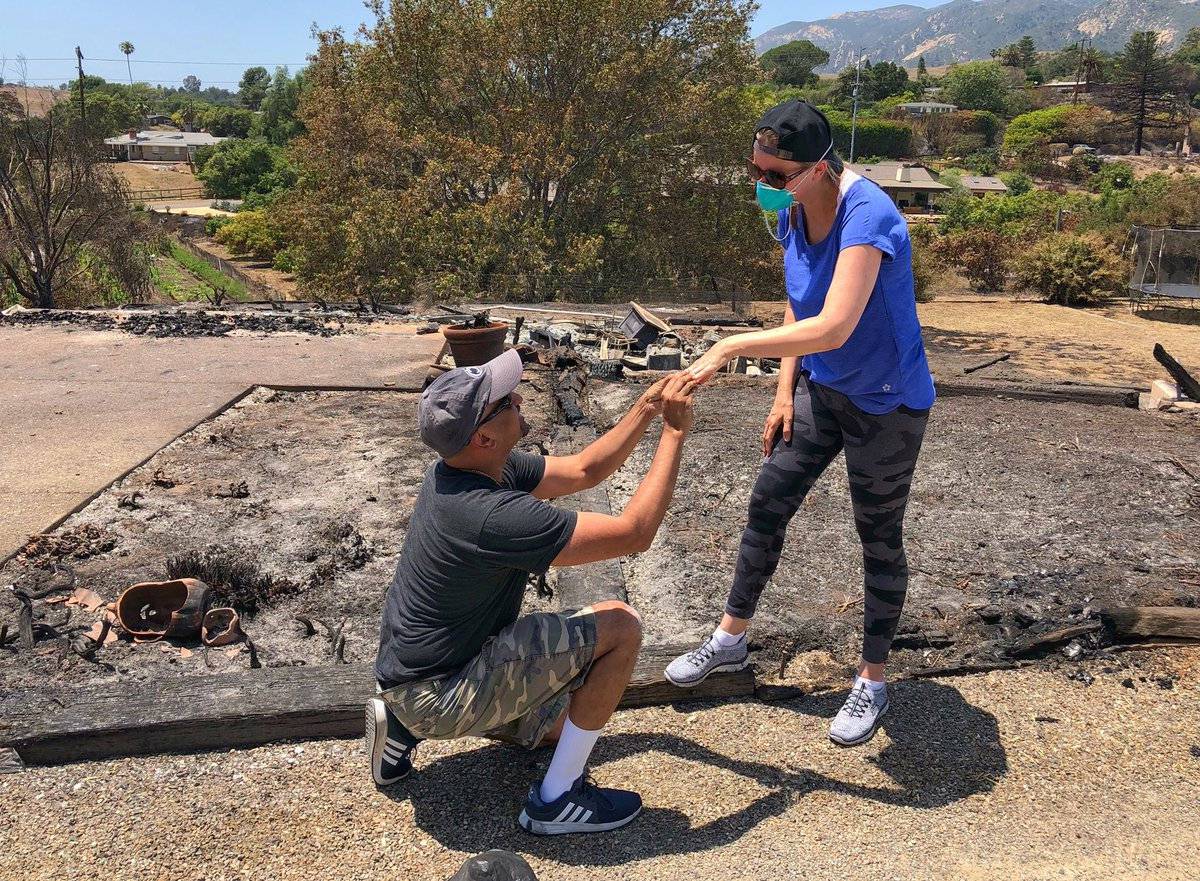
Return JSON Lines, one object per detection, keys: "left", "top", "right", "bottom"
{"left": 829, "top": 681, "right": 889, "bottom": 746}
{"left": 664, "top": 635, "right": 749, "bottom": 687}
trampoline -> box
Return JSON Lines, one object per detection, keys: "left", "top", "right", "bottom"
{"left": 1127, "top": 225, "right": 1200, "bottom": 316}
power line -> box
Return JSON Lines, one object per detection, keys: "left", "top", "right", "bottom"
{"left": 10, "top": 57, "right": 308, "bottom": 66}
{"left": 13, "top": 76, "right": 266, "bottom": 85}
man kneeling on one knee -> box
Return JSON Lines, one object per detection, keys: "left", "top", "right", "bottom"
{"left": 368, "top": 349, "right": 697, "bottom": 835}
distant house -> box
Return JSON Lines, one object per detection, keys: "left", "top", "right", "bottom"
{"left": 143, "top": 114, "right": 177, "bottom": 128}
{"left": 897, "top": 101, "right": 957, "bottom": 116}
{"left": 959, "top": 175, "right": 1008, "bottom": 197}
{"left": 848, "top": 161, "right": 952, "bottom": 212}
{"left": 1039, "top": 79, "right": 1090, "bottom": 96}
{"left": 104, "top": 130, "right": 226, "bottom": 162}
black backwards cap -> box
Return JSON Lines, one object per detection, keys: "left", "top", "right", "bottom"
{"left": 753, "top": 99, "right": 835, "bottom": 162}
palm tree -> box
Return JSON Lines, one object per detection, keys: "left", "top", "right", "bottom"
{"left": 119, "top": 41, "right": 135, "bottom": 86}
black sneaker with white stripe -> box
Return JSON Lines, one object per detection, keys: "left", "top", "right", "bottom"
{"left": 365, "top": 697, "right": 420, "bottom": 786}
{"left": 518, "top": 773, "right": 642, "bottom": 836}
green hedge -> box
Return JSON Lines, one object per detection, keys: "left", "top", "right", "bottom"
{"left": 823, "top": 110, "right": 913, "bottom": 159}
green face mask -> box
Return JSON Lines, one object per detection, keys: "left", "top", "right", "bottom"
{"left": 755, "top": 180, "right": 794, "bottom": 212}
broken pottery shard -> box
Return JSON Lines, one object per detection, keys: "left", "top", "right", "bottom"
{"left": 67, "top": 587, "right": 105, "bottom": 613}
{"left": 202, "top": 607, "right": 245, "bottom": 647}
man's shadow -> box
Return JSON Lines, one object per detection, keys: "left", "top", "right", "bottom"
{"left": 386, "top": 680, "right": 1007, "bottom": 865}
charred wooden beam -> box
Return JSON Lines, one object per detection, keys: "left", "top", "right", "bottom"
{"left": 1101, "top": 606, "right": 1200, "bottom": 641}
{"left": 1153, "top": 344, "right": 1200, "bottom": 402}
{"left": 0, "top": 644, "right": 753, "bottom": 766}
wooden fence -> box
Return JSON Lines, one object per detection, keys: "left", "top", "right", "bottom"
{"left": 174, "top": 237, "right": 271, "bottom": 299}
{"left": 128, "top": 186, "right": 206, "bottom": 202}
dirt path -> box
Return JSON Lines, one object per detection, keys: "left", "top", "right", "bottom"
{"left": 2, "top": 651, "right": 1196, "bottom": 881}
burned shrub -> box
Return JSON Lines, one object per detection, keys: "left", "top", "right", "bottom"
{"left": 165, "top": 545, "right": 296, "bottom": 617}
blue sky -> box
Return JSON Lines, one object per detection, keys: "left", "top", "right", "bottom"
{"left": 2, "top": 1, "right": 941, "bottom": 89}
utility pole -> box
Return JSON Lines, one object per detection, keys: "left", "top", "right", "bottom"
{"left": 849, "top": 49, "right": 864, "bottom": 162}
{"left": 75, "top": 46, "right": 86, "bottom": 126}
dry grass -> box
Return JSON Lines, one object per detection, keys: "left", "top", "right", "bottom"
{"left": 113, "top": 161, "right": 200, "bottom": 193}
{"left": 0, "top": 84, "right": 64, "bottom": 116}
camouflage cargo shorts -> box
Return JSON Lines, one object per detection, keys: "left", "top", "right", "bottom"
{"left": 378, "top": 608, "right": 598, "bottom": 750}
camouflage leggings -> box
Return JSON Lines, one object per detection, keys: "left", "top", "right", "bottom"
{"left": 725, "top": 374, "right": 929, "bottom": 664}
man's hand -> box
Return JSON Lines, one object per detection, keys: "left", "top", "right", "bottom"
{"left": 660, "top": 371, "right": 697, "bottom": 435}
{"left": 762, "top": 392, "right": 793, "bottom": 457}
{"left": 634, "top": 374, "right": 672, "bottom": 419}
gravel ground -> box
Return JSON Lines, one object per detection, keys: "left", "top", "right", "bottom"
{"left": 2, "top": 650, "right": 1197, "bottom": 881}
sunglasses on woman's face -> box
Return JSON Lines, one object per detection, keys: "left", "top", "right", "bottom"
{"left": 476, "top": 394, "right": 514, "bottom": 429}
{"left": 745, "top": 158, "right": 808, "bottom": 189}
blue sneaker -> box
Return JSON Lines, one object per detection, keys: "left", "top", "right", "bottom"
{"left": 518, "top": 773, "right": 642, "bottom": 835}
{"left": 365, "top": 697, "right": 420, "bottom": 786}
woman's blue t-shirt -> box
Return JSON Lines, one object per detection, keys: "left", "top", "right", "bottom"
{"left": 779, "top": 169, "right": 935, "bottom": 415}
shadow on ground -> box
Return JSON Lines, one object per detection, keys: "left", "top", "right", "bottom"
{"left": 389, "top": 680, "right": 1007, "bottom": 866}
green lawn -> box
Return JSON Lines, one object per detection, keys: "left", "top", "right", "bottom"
{"left": 151, "top": 242, "right": 249, "bottom": 303}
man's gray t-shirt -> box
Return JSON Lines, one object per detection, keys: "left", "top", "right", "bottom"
{"left": 375, "top": 451, "right": 578, "bottom": 687}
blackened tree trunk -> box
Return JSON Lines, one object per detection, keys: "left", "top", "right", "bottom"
{"left": 0, "top": 91, "right": 148, "bottom": 308}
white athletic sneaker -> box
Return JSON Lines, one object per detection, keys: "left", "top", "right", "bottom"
{"left": 664, "top": 636, "right": 749, "bottom": 687}
{"left": 829, "top": 681, "right": 889, "bottom": 747}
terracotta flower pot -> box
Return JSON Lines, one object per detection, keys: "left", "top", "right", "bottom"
{"left": 115, "top": 578, "right": 211, "bottom": 641}
{"left": 442, "top": 321, "right": 509, "bottom": 367}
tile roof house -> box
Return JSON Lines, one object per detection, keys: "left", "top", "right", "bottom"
{"left": 848, "top": 161, "right": 952, "bottom": 212}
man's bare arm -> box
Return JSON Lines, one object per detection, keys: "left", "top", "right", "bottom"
{"left": 552, "top": 374, "right": 695, "bottom": 566}
{"left": 533, "top": 376, "right": 670, "bottom": 500}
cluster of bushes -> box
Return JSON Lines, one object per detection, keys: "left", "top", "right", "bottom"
{"left": 908, "top": 157, "right": 1198, "bottom": 302}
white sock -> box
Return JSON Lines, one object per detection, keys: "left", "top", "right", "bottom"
{"left": 855, "top": 674, "right": 886, "bottom": 694}
{"left": 711, "top": 626, "right": 746, "bottom": 648}
{"left": 539, "top": 717, "right": 602, "bottom": 803}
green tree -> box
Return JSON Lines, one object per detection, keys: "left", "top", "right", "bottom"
{"left": 759, "top": 39, "right": 829, "bottom": 87}
{"left": 1002, "top": 104, "right": 1103, "bottom": 154}
{"left": 942, "top": 61, "right": 1012, "bottom": 114}
{"left": 238, "top": 66, "right": 271, "bottom": 110}
{"left": 256, "top": 66, "right": 306, "bottom": 146}
{"left": 201, "top": 106, "right": 254, "bottom": 138}
{"left": 51, "top": 89, "right": 142, "bottom": 138}
{"left": 171, "top": 98, "right": 204, "bottom": 131}
{"left": 119, "top": 41, "right": 135, "bottom": 87}
{"left": 196, "top": 139, "right": 296, "bottom": 199}
{"left": 288, "top": 0, "right": 766, "bottom": 304}
{"left": 834, "top": 59, "right": 908, "bottom": 105}
{"left": 1109, "top": 31, "right": 1184, "bottom": 154}
{"left": 917, "top": 56, "right": 927, "bottom": 78}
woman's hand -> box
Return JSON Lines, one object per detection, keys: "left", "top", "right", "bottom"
{"left": 762, "top": 392, "right": 793, "bottom": 457}
{"left": 634, "top": 374, "right": 671, "bottom": 418}
{"left": 686, "top": 340, "right": 735, "bottom": 384}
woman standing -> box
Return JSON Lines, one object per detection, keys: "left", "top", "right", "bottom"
{"left": 664, "top": 100, "right": 935, "bottom": 746}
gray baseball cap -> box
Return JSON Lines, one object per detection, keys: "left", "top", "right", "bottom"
{"left": 418, "top": 348, "right": 524, "bottom": 458}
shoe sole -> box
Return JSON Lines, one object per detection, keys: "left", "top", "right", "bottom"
{"left": 517, "top": 805, "right": 642, "bottom": 836}
{"left": 365, "top": 699, "right": 411, "bottom": 786}
{"left": 663, "top": 657, "right": 749, "bottom": 688}
{"left": 828, "top": 700, "right": 889, "bottom": 748}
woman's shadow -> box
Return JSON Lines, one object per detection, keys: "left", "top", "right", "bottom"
{"left": 387, "top": 679, "right": 1007, "bottom": 866}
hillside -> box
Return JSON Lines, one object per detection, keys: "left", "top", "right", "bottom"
{"left": 756, "top": 0, "right": 1200, "bottom": 70}
{"left": 0, "top": 84, "right": 65, "bottom": 116}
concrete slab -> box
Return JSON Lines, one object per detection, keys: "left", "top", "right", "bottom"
{"left": 0, "top": 324, "right": 443, "bottom": 559}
